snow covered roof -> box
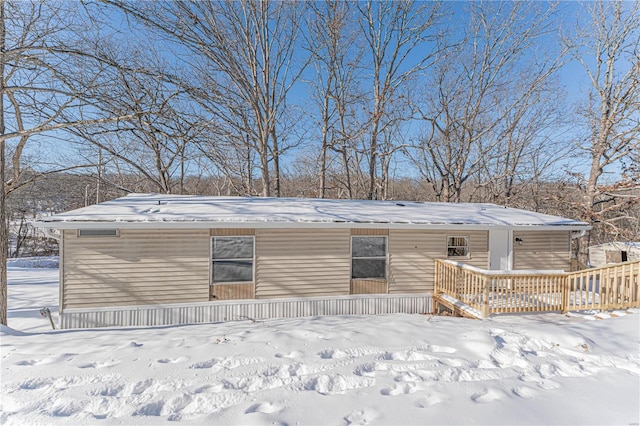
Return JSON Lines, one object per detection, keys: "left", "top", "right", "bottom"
{"left": 34, "top": 193, "right": 590, "bottom": 230}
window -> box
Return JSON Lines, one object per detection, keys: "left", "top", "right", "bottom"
{"left": 351, "top": 236, "right": 387, "bottom": 279}
{"left": 211, "top": 236, "right": 254, "bottom": 283}
{"left": 77, "top": 229, "right": 119, "bottom": 237}
{"left": 605, "top": 250, "right": 627, "bottom": 264}
{"left": 447, "top": 236, "right": 469, "bottom": 257}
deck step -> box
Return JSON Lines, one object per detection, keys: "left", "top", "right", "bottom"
{"left": 433, "top": 294, "right": 484, "bottom": 319}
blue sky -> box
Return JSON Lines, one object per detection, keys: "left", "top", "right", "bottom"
{"left": 10, "top": 1, "right": 632, "bottom": 187}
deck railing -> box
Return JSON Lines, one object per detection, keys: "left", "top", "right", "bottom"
{"left": 434, "top": 259, "right": 640, "bottom": 317}
{"left": 567, "top": 261, "right": 640, "bottom": 311}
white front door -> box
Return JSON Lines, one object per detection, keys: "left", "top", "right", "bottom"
{"left": 489, "top": 229, "right": 512, "bottom": 270}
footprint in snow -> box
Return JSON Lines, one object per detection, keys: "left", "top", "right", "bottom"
{"left": 18, "top": 378, "right": 50, "bottom": 390}
{"left": 380, "top": 382, "right": 422, "bottom": 396}
{"left": 245, "top": 402, "right": 282, "bottom": 414}
{"left": 275, "top": 350, "right": 304, "bottom": 359}
{"left": 471, "top": 387, "right": 504, "bottom": 403}
{"left": 343, "top": 409, "right": 380, "bottom": 425}
{"left": 381, "top": 350, "right": 435, "bottom": 361}
{"left": 157, "top": 356, "right": 188, "bottom": 364}
{"left": 512, "top": 386, "right": 538, "bottom": 399}
{"left": 50, "top": 400, "right": 86, "bottom": 417}
{"left": 116, "top": 341, "right": 143, "bottom": 349}
{"left": 16, "top": 358, "right": 50, "bottom": 366}
{"left": 537, "top": 379, "right": 561, "bottom": 390}
{"left": 87, "top": 383, "right": 126, "bottom": 397}
{"left": 427, "top": 345, "right": 457, "bottom": 354}
{"left": 164, "top": 393, "right": 195, "bottom": 415}
{"left": 304, "top": 374, "right": 374, "bottom": 395}
{"left": 193, "top": 383, "right": 225, "bottom": 394}
{"left": 128, "top": 379, "right": 155, "bottom": 395}
{"left": 519, "top": 373, "right": 561, "bottom": 391}
{"left": 415, "top": 392, "right": 447, "bottom": 408}
{"left": 189, "top": 359, "right": 219, "bottom": 369}
{"left": 319, "top": 349, "right": 349, "bottom": 359}
{"left": 133, "top": 400, "right": 164, "bottom": 416}
{"left": 438, "top": 357, "right": 466, "bottom": 367}
{"left": 78, "top": 360, "right": 119, "bottom": 369}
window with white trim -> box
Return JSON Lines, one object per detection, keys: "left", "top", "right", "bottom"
{"left": 447, "top": 236, "right": 469, "bottom": 257}
{"left": 351, "top": 236, "right": 387, "bottom": 279}
{"left": 211, "top": 236, "right": 254, "bottom": 283}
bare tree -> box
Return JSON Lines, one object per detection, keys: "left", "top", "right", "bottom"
{"left": 565, "top": 1, "right": 640, "bottom": 253}
{"left": 0, "top": 0, "right": 140, "bottom": 325}
{"left": 70, "top": 54, "right": 203, "bottom": 195}
{"left": 413, "top": 2, "right": 564, "bottom": 202}
{"left": 357, "top": 0, "right": 441, "bottom": 200}
{"left": 109, "top": 0, "right": 308, "bottom": 197}
{"left": 473, "top": 77, "right": 568, "bottom": 207}
{"left": 305, "top": 1, "right": 366, "bottom": 199}
{"left": 1, "top": 0, "right": 7, "bottom": 327}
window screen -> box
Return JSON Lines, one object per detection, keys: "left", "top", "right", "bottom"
{"left": 212, "top": 236, "right": 254, "bottom": 283}
{"left": 447, "top": 236, "right": 469, "bottom": 257}
{"left": 351, "top": 236, "right": 387, "bottom": 279}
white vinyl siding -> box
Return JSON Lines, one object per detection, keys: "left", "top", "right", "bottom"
{"left": 255, "top": 229, "right": 350, "bottom": 298}
{"left": 388, "top": 230, "right": 489, "bottom": 293}
{"left": 513, "top": 231, "right": 571, "bottom": 271}
{"left": 62, "top": 229, "right": 210, "bottom": 309}
{"left": 59, "top": 225, "right": 572, "bottom": 312}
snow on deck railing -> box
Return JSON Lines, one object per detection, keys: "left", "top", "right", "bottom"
{"left": 439, "top": 259, "right": 565, "bottom": 276}
{"left": 434, "top": 259, "right": 640, "bottom": 317}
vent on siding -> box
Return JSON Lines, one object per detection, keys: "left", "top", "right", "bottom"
{"left": 77, "top": 229, "right": 119, "bottom": 237}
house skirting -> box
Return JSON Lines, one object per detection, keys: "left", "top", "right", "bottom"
{"left": 59, "top": 293, "right": 433, "bottom": 329}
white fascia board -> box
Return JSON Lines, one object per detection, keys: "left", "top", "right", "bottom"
{"left": 33, "top": 220, "right": 591, "bottom": 232}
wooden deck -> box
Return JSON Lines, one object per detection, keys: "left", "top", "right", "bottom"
{"left": 434, "top": 259, "right": 640, "bottom": 318}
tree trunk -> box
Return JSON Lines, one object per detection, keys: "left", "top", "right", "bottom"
{"left": 367, "top": 132, "right": 378, "bottom": 200}
{"left": 259, "top": 140, "right": 271, "bottom": 197}
{"left": 271, "top": 128, "right": 280, "bottom": 197}
{"left": 0, "top": 135, "right": 6, "bottom": 327}
{"left": 12, "top": 216, "right": 26, "bottom": 258}
{"left": 245, "top": 139, "right": 252, "bottom": 195}
{"left": 179, "top": 144, "right": 185, "bottom": 195}
{"left": 319, "top": 129, "right": 328, "bottom": 198}
{"left": 1, "top": 0, "right": 7, "bottom": 326}
{"left": 318, "top": 90, "right": 330, "bottom": 199}
{"left": 341, "top": 147, "right": 352, "bottom": 199}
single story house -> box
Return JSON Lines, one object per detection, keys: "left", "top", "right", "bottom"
{"left": 34, "top": 193, "right": 590, "bottom": 328}
{"left": 588, "top": 241, "right": 640, "bottom": 267}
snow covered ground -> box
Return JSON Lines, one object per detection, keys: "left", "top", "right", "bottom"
{"left": 2, "top": 259, "right": 639, "bottom": 425}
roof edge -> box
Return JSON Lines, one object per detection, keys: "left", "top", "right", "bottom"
{"left": 32, "top": 220, "right": 591, "bottom": 232}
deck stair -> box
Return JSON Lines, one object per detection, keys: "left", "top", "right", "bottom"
{"left": 432, "top": 294, "right": 483, "bottom": 319}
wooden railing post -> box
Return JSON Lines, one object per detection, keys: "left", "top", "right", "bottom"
{"left": 561, "top": 273, "right": 569, "bottom": 314}
{"left": 482, "top": 275, "right": 490, "bottom": 317}
{"left": 434, "top": 260, "right": 440, "bottom": 296}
